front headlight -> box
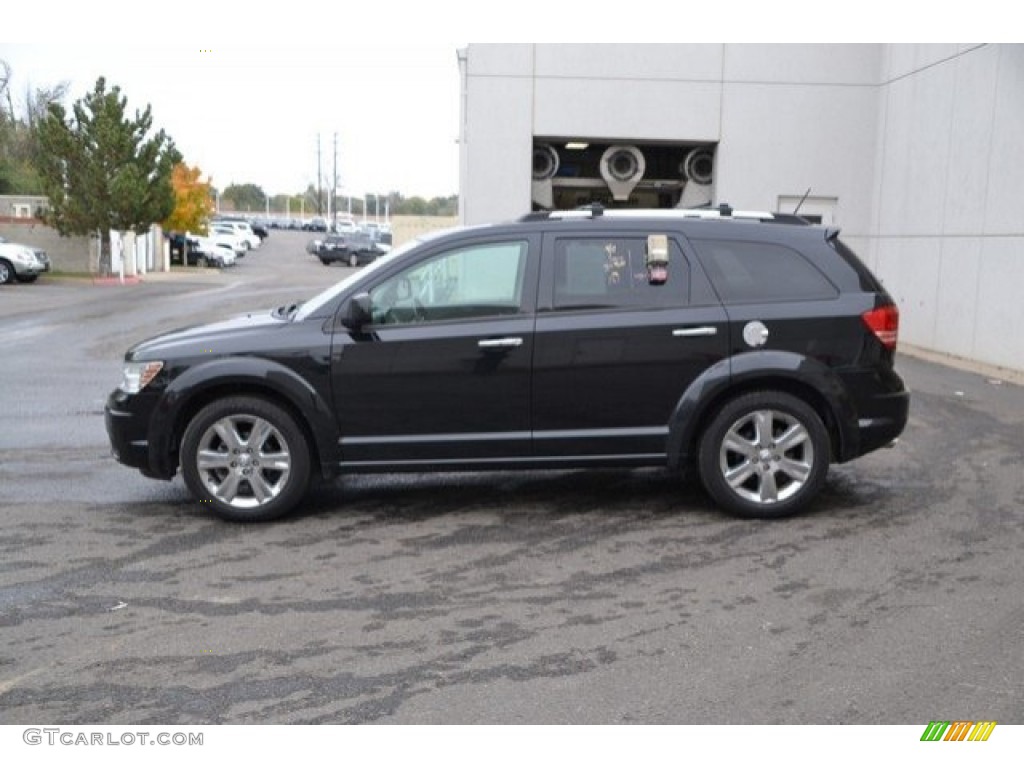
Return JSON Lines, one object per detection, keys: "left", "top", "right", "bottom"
{"left": 121, "top": 361, "right": 164, "bottom": 394}
{"left": 12, "top": 248, "right": 37, "bottom": 264}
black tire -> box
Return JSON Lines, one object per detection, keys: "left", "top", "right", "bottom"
{"left": 15, "top": 273, "right": 39, "bottom": 283}
{"left": 348, "top": 253, "right": 358, "bottom": 268}
{"left": 180, "top": 396, "right": 311, "bottom": 522}
{"left": 320, "top": 258, "right": 330, "bottom": 266}
{"left": 697, "top": 390, "right": 829, "bottom": 519}
{"left": 0, "top": 260, "right": 14, "bottom": 285}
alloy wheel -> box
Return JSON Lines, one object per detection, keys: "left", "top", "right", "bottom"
{"left": 195, "top": 414, "right": 293, "bottom": 509}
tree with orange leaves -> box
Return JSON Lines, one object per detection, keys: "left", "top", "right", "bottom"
{"left": 162, "top": 162, "right": 213, "bottom": 233}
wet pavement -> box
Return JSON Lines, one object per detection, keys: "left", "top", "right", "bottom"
{"left": 1, "top": 231, "right": 1022, "bottom": 724}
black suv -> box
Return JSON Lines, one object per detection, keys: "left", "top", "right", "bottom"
{"left": 105, "top": 206, "right": 908, "bottom": 522}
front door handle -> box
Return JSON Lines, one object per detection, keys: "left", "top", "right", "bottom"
{"left": 478, "top": 337, "right": 523, "bottom": 349}
{"left": 672, "top": 327, "right": 718, "bottom": 337}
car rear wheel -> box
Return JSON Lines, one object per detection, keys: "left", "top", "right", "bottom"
{"left": 0, "top": 260, "right": 14, "bottom": 284}
{"left": 698, "top": 391, "right": 829, "bottom": 519}
{"left": 180, "top": 396, "right": 311, "bottom": 522}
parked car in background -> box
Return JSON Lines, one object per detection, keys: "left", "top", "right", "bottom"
{"left": 0, "top": 235, "right": 49, "bottom": 284}
{"left": 168, "top": 234, "right": 235, "bottom": 268}
{"left": 250, "top": 219, "right": 271, "bottom": 239}
{"left": 195, "top": 237, "right": 237, "bottom": 267}
{"left": 207, "top": 225, "right": 249, "bottom": 257}
{"left": 307, "top": 231, "right": 387, "bottom": 267}
{"left": 359, "top": 222, "right": 393, "bottom": 250}
{"left": 211, "top": 219, "right": 261, "bottom": 249}
{"left": 330, "top": 218, "right": 358, "bottom": 234}
{"left": 169, "top": 233, "right": 237, "bottom": 268}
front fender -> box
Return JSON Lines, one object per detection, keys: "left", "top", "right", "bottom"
{"left": 666, "top": 350, "right": 858, "bottom": 468}
{"left": 147, "top": 357, "right": 338, "bottom": 477}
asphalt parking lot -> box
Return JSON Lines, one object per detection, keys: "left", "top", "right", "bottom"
{"left": 1, "top": 230, "right": 1022, "bottom": 724}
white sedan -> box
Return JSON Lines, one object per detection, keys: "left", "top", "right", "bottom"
{"left": 194, "top": 237, "right": 237, "bottom": 267}
{"left": 207, "top": 226, "right": 249, "bottom": 257}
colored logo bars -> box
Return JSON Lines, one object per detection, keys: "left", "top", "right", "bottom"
{"left": 920, "top": 721, "right": 997, "bottom": 742}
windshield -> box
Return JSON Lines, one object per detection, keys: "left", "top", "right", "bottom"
{"left": 293, "top": 232, "right": 448, "bottom": 321}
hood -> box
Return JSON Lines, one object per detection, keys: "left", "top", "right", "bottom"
{"left": 128, "top": 307, "right": 292, "bottom": 360}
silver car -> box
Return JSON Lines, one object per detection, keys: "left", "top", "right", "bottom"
{"left": 0, "top": 236, "right": 49, "bottom": 284}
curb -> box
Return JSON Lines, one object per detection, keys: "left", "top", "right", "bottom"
{"left": 62, "top": 270, "right": 225, "bottom": 286}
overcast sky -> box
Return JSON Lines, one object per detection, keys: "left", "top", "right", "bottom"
{"left": 2, "top": 43, "right": 463, "bottom": 201}
{"left": 2, "top": 3, "right": 1002, "bottom": 205}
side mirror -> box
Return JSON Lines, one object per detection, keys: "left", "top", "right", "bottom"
{"left": 342, "top": 292, "right": 372, "bottom": 330}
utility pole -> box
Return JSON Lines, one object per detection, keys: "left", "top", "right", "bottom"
{"left": 332, "top": 132, "right": 338, "bottom": 231}
{"left": 316, "top": 133, "right": 323, "bottom": 216}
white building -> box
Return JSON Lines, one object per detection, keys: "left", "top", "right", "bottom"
{"left": 457, "top": 44, "right": 1024, "bottom": 374}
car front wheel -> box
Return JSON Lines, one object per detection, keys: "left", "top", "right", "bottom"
{"left": 0, "top": 260, "right": 14, "bottom": 284}
{"left": 698, "top": 391, "right": 829, "bottom": 519}
{"left": 180, "top": 396, "right": 311, "bottom": 522}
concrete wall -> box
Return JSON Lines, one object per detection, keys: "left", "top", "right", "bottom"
{"left": 0, "top": 219, "right": 93, "bottom": 273}
{"left": 865, "top": 44, "right": 1024, "bottom": 372}
{"left": 459, "top": 43, "right": 1024, "bottom": 374}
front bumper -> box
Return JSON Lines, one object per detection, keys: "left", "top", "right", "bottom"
{"left": 104, "top": 389, "right": 174, "bottom": 479}
{"left": 13, "top": 260, "right": 44, "bottom": 277}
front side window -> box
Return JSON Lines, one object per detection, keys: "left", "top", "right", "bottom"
{"left": 370, "top": 241, "right": 529, "bottom": 325}
{"left": 552, "top": 236, "right": 688, "bottom": 310}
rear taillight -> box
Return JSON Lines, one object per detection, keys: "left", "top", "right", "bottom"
{"left": 862, "top": 305, "right": 899, "bottom": 350}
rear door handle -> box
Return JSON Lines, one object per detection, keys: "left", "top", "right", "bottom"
{"left": 672, "top": 327, "right": 718, "bottom": 337}
{"left": 478, "top": 337, "right": 523, "bottom": 349}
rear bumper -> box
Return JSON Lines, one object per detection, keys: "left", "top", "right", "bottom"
{"left": 840, "top": 368, "right": 910, "bottom": 461}
{"left": 854, "top": 391, "right": 910, "bottom": 456}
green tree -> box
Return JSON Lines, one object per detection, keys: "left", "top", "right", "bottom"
{"left": 382, "top": 190, "right": 457, "bottom": 217}
{"left": 0, "top": 59, "right": 68, "bottom": 194}
{"left": 34, "top": 77, "right": 180, "bottom": 271}
{"left": 221, "top": 183, "right": 267, "bottom": 213}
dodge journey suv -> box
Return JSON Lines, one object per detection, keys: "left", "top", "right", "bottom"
{"left": 105, "top": 205, "right": 909, "bottom": 522}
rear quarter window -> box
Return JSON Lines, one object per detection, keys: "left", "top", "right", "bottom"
{"left": 692, "top": 239, "right": 838, "bottom": 303}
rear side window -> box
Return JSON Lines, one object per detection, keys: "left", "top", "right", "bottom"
{"left": 692, "top": 239, "right": 838, "bottom": 303}
{"left": 829, "top": 236, "right": 886, "bottom": 293}
{"left": 552, "top": 236, "right": 688, "bottom": 310}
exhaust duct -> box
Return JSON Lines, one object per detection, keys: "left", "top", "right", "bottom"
{"left": 678, "top": 147, "right": 714, "bottom": 208}
{"left": 531, "top": 144, "right": 560, "bottom": 209}
{"left": 600, "top": 145, "right": 646, "bottom": 202}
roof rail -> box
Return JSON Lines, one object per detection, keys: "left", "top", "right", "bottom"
{"left": 518, "top": 205, "right": 813, "bottom": 224}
